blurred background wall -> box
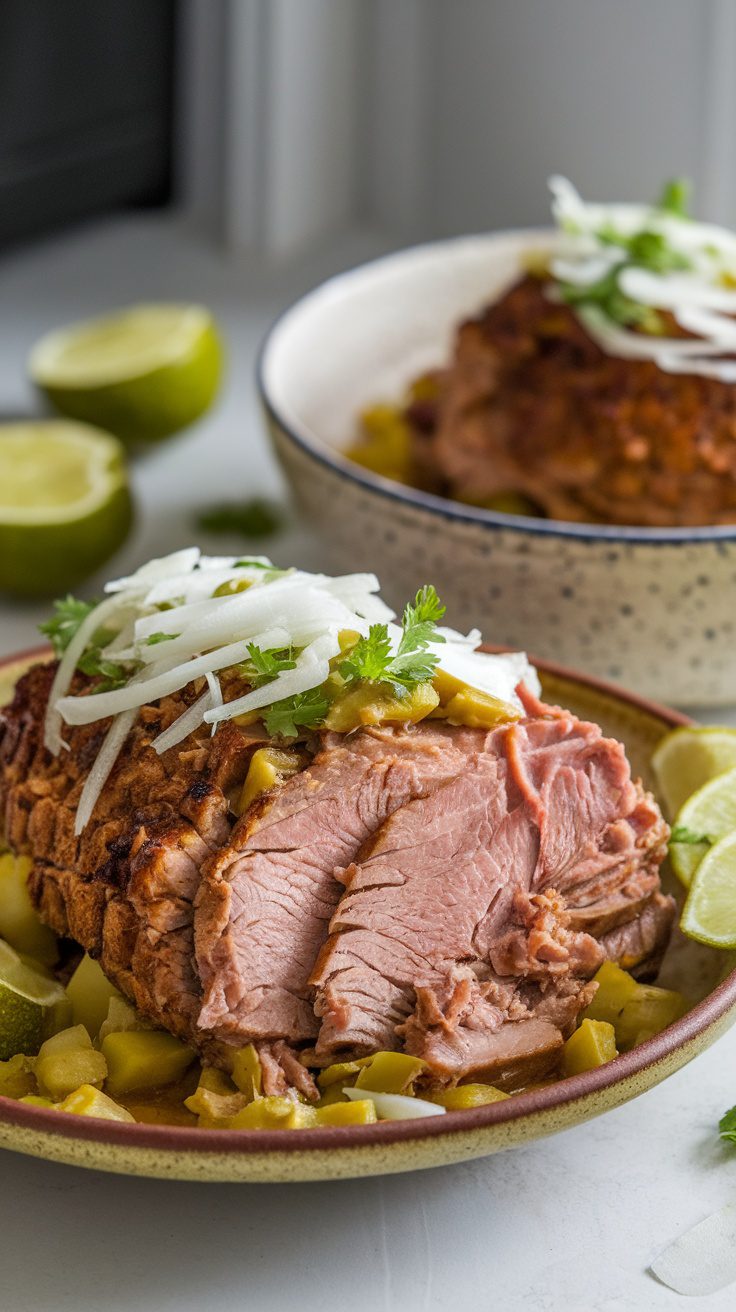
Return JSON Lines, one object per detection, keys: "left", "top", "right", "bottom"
{"left": 2, "top": 0, "right": 734, "bottom": 261}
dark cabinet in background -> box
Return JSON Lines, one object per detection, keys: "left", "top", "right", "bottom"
{"left": 0, "top": 0, "right": 177, "bottom": 248}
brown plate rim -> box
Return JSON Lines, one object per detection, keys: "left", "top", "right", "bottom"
{"left": 2, "top": 644, "right": 730, "bottom": 1159}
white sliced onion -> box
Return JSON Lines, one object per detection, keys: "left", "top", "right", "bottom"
{"left": 342, "top": 1087, "right": 445, "bottom": 1120}
{"left": 205, "top": 672, "right": 222, "bottom": 735}
{"left": 675, "top": 304, "right": 736, "bottom": 348}
{"left": 549, "top": 176, "right": 736, "bottom": 380}
{"left": 151, "top": 688, "right": 212, "bottom": 754}
{"left": 203, "top": 632, "right": 340, "bottom": 724}
{"left": 104, "top": 548, "right": 201, "bottom": 594}
{"left": 620, "top": 267, "right": 736, "bottom": 314}
{"left": 433, "top": 643, "right": 541, "bottom": 708}
{"left": 74, "top": 707, "right": 138, "bottom": 835}
{"left": 43, "top": 594, "right": 127, "bottom": 755}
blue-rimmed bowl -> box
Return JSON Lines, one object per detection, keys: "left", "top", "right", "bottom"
{"left": 258, "top": 231, "right": 736, "bottom": 706}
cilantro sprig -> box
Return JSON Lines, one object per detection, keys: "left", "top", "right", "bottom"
{"left": 76, "top": 647, "right": 135, "bottom": 693}
{"left": 262, "top": 688, "right": 331, "bottom": 739}
{"left": 556, "top": 177, "right": 693, "bottom": 335}
{"left": 39, "top": 596, "right": 97, "bottom": 656}
{"left": 40, "top": 595, "right": 137, "bottom": 690}
{"left": 237, "top": 643, "right": 297, "bottom": 688}
{"left": 338, "top": 585, "right": 446, "bottom": 697}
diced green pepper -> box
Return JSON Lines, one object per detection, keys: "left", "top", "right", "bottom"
{"left": 65, "top": 954, "right": 124, "bottom": 1038}
{"left": 59, "top": 1083, "right": 135, "bottom": 1122}
{"left": 582, "top": 961, "right": 639, "bottom": 1029}
{"left": 0, "top": 1053, "right": 38, "bottom": 1100}
{"left": 354, "top": 1051, "right": 427, "bottom": 1095}
{"left": 227, "top": 1096, "right": 316, "bottom": 1130}
{"left": 101, "top": 1030, "right": 195, "bottom": 1096}
{"left": 429, "top": 1083, "right": 509, "bottom": 1109}
{"left": 230, "top": 1043, "right": 262, "bottom": 1102}
{"left": 316, "top": 1059, "right": 366, "bottom": 1090}
{"left": 35, "top": 1025, "right": 108, "bottom": 1099}
{"left": 0, "top": 853, "right": 58, "bottom": 966}
{"left": 315, "top": 1099, "right": 377, "bottom": 1125}
{"left": 184, "top": 1068, "right": 247, "bottom": 1127}
{"left": 615, "top": 986, "right": 687, "bottom": 1051}
{"left": 562, "top": 1019, "right": 617, "bottom": 1077}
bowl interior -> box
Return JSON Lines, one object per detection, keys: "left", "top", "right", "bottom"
{"left": 261, "top": 230, "right": 550, "bottom": 455}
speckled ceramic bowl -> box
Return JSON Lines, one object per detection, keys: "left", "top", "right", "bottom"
{"left": 259, "top": 231, "right": 736, "bottom": 706}
{"left": 1, "top": 648, "right": 735, "bottom": 1182}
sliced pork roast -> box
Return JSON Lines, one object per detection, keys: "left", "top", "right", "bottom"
{"left": 310, "top": 692, "right": 670, "bottom": 1085}
{"left": 194, "top": 722, "right": 494, "bottom": 1046}
{"left": 1, "top": 662, "right": 673, "bottom": 1096}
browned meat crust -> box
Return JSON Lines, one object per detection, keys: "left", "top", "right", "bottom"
{"left": 410, "top": 273, "right": 736, "bottom": 527}
{"left": 0, "top": 663, "right": 253, "bottom": 1041}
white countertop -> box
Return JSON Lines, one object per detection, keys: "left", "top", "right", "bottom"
{"left": 1, "top": 215, "right": 735, "bottom": 1312}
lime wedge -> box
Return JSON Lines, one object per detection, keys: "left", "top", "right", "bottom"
{"left": 0, "top": 420, "right": 132, "bottom": 597}
{"left": 0, "top": 939, "right": 68, "bottom": 1060}
{"left": 669, "top": 766, "right": 736, "bottom": 887}
{"left": 652, "top": 726, "right": 736, "bottom": 818}
{"left": 29, "top": 304, "right": 224, "bottom": 444}
{"left": 681, "top": 829, "right": 736, "bottom": 948}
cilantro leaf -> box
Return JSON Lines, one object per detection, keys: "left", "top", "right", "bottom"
{"left": 395, "top": 585, "right": 446, "bottom": 656}
{"left": 262, "top": 687, "right": 331, "bottom": 739}
{"left": 557, "top": 189, "right": 693, "bottom": 335}
{"left": 237, "top": 643, "right": 297, "bottom": 688}
{"left": 145, "top": 631, "right": 179, "bottom": 646}
{"left": 670, "top": 826, "right": 712, "bottom": 847}
{"left": 657, "top": 178, "right": 691, "bottom": 218}
{"left": 719, "top": 1106, "right": 736, "bottom": 1143}
{"left": 197, "top": 500, "right": 284, "bottom": 539}
{"left": 338, "top": 625, "right": 393, "bottom": 684}
{"left": 76, "top": 647, "right": 135, "bottom": 692}
{"left": 338, "top": 586, "right": 446, "bottom": 696}
{"left": 39, "top": 596, "right": 96, "bottom": 656}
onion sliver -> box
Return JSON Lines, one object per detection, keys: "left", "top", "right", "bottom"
{"left": 151, "top": 688, "right": 212, "bottom": 754}
{"left": 203, "top": 632, "right": 340, "bottom": 725}
{"left": 74, "top": 708, "right": 139, "bottom": 835}
{"left": 43, "top": 594, "right": 128, "bottom": 755}
{"left": 104, "top": 548, "right": 201, "bottom": 594}
{"left": 342, "top": 1088, "right": 445, "bottom": 1120}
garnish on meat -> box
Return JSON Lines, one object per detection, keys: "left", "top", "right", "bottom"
{"left": 349, "top": 177, "right": 736, "bottom": 527}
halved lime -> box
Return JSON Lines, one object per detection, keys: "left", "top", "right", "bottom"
{"left": 652, "top": 726, "right": 736, "bottom": 819}
{"left": 0, "top": 420, "right": 133, "bottom": 596}
{"left": 681, "top": 829, "right": 736, "bottom": 948}
{"left": 669, "top": 766, "right": 736, "bottom": 887}
{"left": 29, "top": 304, "right": 224, "bottom": 444}
{"left": 0, "top": 939, "right": 68, "bottom": 1060}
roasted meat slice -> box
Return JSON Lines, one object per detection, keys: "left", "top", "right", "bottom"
{"left": 194, "top": 722, "right": 494, "bottom": 1047}
{"left": 311, "top": 699, "right": 671, "bottom": 1084}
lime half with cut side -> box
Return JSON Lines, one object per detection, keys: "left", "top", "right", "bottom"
{"left": 652, "top": 726, "right": 736, "bottom": 819}
{"left": 0, "top": 420, "right": 133, "bottom": 596}
{"left": 0, "top": 939, "right": 68, "bottom": 1061}
{"left": 669, "top": 765, "right": 736, "bottom": 887}
{"left": 29, "top": 304, "right": 224, "bottom": 444}
{"left": 681, "top": 829, "right": 736, "bottom": 949}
